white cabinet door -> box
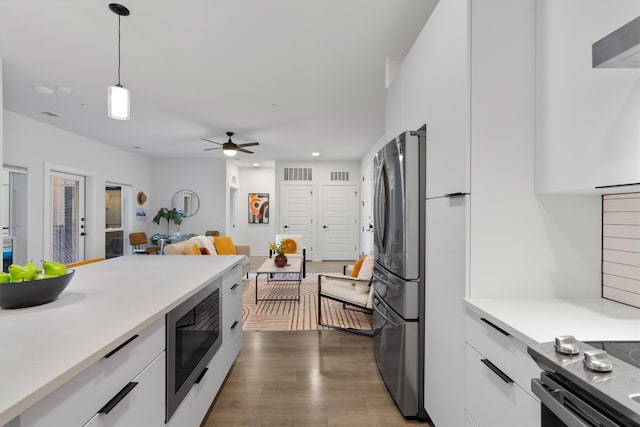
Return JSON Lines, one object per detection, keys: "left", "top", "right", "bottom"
{"left": 465, "top": 344, "right": 539, "bottom": 427}
{"left": 424, "top": 195, "right": 468, "bottom": 427}
{"left": 83, "top": 352, "right": 165, "bottom": 427}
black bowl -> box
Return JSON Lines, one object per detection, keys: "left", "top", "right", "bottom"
{"left": 0, "top": 270, "right": 75, "bottom": 309}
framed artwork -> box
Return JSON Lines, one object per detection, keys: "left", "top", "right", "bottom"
{"left": 248, "top": 193, "right": 269, "bottom": 224}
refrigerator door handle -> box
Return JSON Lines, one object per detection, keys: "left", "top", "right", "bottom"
{"left": 374, "top": 158, "right": 387, "bottom": 254}
{"left": 373, "top": 296, "right": 399, "bottom": 327}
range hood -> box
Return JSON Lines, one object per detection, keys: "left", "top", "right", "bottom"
{"left": 592, "top": 16, "right": 640, "bottom": 68}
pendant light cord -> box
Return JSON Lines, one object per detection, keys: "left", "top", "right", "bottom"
{"left": 117, "top": 15, "right": 122, "bottom": 86}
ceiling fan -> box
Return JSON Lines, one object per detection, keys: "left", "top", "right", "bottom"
{"left": 201, "top": 131, "right": 259, "bottom": 157}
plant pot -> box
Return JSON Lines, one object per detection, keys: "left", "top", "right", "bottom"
{"left": 274, "top": 254, "right": 287, "bottom": 267}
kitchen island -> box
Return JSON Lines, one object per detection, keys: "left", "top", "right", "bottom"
{"left": 0, "top": 255, "right": 245, "bottom": 426}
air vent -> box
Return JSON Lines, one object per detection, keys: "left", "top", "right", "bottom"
{"left": 330, "top": 171, "right": 350, "bottom": 181}
{"left": 284, "top": 167, "right": 312, "bottom": 181}
{"left": 41, "top": 111, "right": 65, "bottom": 118}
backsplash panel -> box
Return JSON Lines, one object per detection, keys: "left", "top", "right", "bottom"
{"left": 602, "top": 193, "right": 640, "bottom": 308}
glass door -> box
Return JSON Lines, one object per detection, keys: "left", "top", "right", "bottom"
{"left": 50, "top": 172, "right": 85, "bottom": 264}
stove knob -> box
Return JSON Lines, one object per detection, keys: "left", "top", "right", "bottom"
{"left": 583, "top": 349, "right": 613, "bottom": 372}
{"left": 555, "top": 335, "right": 579, "bottom": 355}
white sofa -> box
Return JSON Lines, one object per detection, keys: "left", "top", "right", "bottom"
{"left": 164, "top": 235, "right": 251, "bottom": 277}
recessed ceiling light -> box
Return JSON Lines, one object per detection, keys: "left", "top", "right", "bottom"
{"left": 253, "top": 163, "right": 260, "bottom": 167}
{"left": 56, "top": 86, "right": 73, "bottom": 95}
{"left": 33, "top": 85, "right": 54, "bottom": 95}
{"left": 312, "top": 152, "right": 320, "bottom": 157}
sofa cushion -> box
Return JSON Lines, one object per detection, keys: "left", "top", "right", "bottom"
{"left": 357, "top": 255, "right": 374, "bottom": 281}
{"left": 184, "top": 241, "right": 201, "bottom": 255}
{"left": 214, "top": 236, "right": 237, "bottom": 255}
{"left": 351, "top": 256, "right": 365, "bottom": 278}
{"left": 189, "top": 235, "right": 217, "bottom": 255}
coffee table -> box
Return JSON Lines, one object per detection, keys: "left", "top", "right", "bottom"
{"left": 255, "top": 257, "right": 303, "bottom": 304}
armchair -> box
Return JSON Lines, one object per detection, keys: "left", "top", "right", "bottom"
{"left": 317, "top": 254, "right": 374, "bottom": 336}
{"left": 271, "top": 234, "right": 306, "bottom": 278}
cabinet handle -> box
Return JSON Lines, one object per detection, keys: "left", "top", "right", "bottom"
{"left": 104, "top": 335, "right": 139, "bottom": 359}
{"left": 231, "top": 282, "right": 240, "bottom": 290}
{"left": 195, "top": 367, "right": 208, "bottom": 384}
{"left": 480, "top": 318, "right": 510, "bottom": 337}
{"left": 98, "top": 382, "right": 138, "bottom": 414}
{"left": 231, "top": 320, "right": 240, "bottom": 330}
{"left": 480, "top": 359, "right": 514, "bottom": 384}
{"left": 232, "top": 264, "right": 239, "bottom": 270}
{"left": 444, "top": 192, "right": 468, "bottom": 197}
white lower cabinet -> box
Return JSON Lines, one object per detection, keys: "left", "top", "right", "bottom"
{"left": 464, "top": 310, "right": 540, "bottom": 427}
{"left": 166, "top": 268, "right": 243, "bottom": 427}
{"left": 18, "top": 318, "right": 165, "bottom": 427}
{"left": 465, "top": 344, "right": 539, "bottom": 427}
{"left": 83, "top": 352, "right": 165, "bottom": 427}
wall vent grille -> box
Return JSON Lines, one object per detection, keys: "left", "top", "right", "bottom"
{"left": 330, "top": 171, "right": 350, "bottom": 181}
{"left": 284, "top": 167, "right": 312, "bottom": 181}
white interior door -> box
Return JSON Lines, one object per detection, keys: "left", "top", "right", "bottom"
{"left": 50, "top": 172, "right": 85, "bottom": 264}
{"left": 320, "top": 184, "right": 358, "bottom": 260}
{"left": 280, "top": 183, "right": 313, "bottom": 258}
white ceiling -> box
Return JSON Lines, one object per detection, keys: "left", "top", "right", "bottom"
{"left": 0, "top": 1, "right": 437, "bottom": 166}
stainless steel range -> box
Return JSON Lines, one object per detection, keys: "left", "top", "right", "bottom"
{"left": 528, "top": 336, "right": 640, "bottom": 426}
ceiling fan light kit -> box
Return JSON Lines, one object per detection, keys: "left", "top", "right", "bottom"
{"left": 107, "top": 3, "right": 131, "bottom": 120}
{"left": 201, "top": 131, "right": 260, "bottom": 156}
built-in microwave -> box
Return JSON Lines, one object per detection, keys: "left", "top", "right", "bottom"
{"left": 165, "top": 277, "right": 222, "bottom": 422}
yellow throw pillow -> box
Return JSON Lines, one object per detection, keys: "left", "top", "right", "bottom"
{"left": 351, "top": 256, "right": 365, "bottom": 278}
{"left": 183, "top": 241, "right": 201, "bottom": 255}
{"left": 214, "top": 236, "right": 237, "bottom": 255}
{"left": 282, "top": 238, "right": 297, "bottom": 254}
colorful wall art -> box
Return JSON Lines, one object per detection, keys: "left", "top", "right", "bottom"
{"left": 248, "top": 193, "right": 269, "bottom": 224}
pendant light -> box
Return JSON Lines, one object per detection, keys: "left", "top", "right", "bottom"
{"left": 107, "top": 3, "right": 130, "bottom": 120}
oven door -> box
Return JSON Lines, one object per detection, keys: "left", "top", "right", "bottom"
{"left": 532, "top": 372, "right": 627, "bottom": 427}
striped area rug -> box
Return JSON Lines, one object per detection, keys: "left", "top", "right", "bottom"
{"left": 242, "top": 272, "right": 372, "bottom": 332}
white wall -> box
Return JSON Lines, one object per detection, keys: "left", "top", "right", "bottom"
{"left": 237, "top": 167, "right": 277, "bottom": 256}
{"left": 536, "top": 0, "right": 640, "bottom": 192}
{"left": 3, "top": 110, "right": 152, "bottom": 262}
{"left": 149, "top": 158, "right": 227, "bottom": 237}
{"left": 225, "top": 161, "right": 239, "bottom": 237}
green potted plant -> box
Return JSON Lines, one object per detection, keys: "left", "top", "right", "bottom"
{"left": 153, "top": 207, "right": 186, "bottom": 236}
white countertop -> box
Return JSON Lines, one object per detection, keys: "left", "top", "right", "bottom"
{"left": 0, "top": 255, "right": 243, "bottom": 426}
{"left": 464, "top": 297, "right": 640, "bottom": 346}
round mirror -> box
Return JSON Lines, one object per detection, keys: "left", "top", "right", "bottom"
{"left": 171, "top": 189, "right": 200, "bottom": 217}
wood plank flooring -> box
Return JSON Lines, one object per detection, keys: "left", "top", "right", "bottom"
{"left": 203, "top": 331, "right": 430, "bottom": 426}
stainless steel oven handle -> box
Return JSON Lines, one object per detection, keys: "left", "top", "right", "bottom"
{"left": 372, "top": 296, "right": 398, "bottom": 327}
{"left": 531, "top": 379, "right": 621, "bottom": 427}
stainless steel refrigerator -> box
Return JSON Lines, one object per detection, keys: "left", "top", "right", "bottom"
{"left": 372, "top": 129, "right": 428, "bottom": 419}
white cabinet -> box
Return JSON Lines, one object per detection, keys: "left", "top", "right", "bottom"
{"left": 19, "top": 318, "right": 165, "bottom": 427}
{"left": 83, "top": 352, "right": 165, "bottom": 427}
{"left": 464, "top": 309, "right": 540, "bottom": 427}
{"left": 166, "top": 265, "right": 243, "bottom": 427}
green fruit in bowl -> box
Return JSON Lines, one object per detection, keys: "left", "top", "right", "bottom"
{"left": 25, "top": 261, "right": 41, "bottom": 274}
{"left": 9, "top": 264, "right": 37, "bottom": 282}
{"left": 0, "top": 272, "right": 9, "bottom": 283}
{"left": 43, "top": 261, "right": 67, "bottom": 277}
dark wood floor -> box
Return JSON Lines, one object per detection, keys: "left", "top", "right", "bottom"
{"left": 204, "top": 331, "right": 430, "bottom": 426}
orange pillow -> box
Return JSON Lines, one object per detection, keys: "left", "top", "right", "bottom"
{"left": 351, "top": 256, "right": 365, "bottom": 277}
{"left": 214, "top": 236, "right": 237, "bottom": 255}
{"left": 183, "top": 241, "right": 201, "bottom": 255}
{"left": 282, "top": 238, "right": 297, "bottom": 253}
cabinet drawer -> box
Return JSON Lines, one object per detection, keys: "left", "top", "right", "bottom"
{"left": 222, "top": 282, "right": 243, "bottom": 362}
{"left": 465, "top": 344, "right": 539, "bottom": 427}
{"left": 222, "top": 263, "right": 243, "bottom": 295}
{"left": 20, "top": 318, "right": 165, "bottom": 427}
{"left": 83, "top": 352, "right": 165, "bottom": 427}
{"left": 465, "top": 309, "right": 540, "bottom": 394}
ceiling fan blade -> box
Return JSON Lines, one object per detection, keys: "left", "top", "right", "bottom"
{"left": 200, "top": 137, "right": 223, "bottom": 146}
{"left": 204, "top": 147, "right": 222, "bottom": 151}
{"left": 237, "top": 142, "right": 260, "bottom": 147}
{"left": 236, "top": 147, "right": 254, "bottom": 154}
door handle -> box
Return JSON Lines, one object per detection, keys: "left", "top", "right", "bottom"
{"left": 323, "top": 225, "right": 328, "bottom": 229}
{"left": 80, "top": 232, "right": 86, "bottom": 236}
{"left": 284, "top": 225, "right": 289, "bottom": 228}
